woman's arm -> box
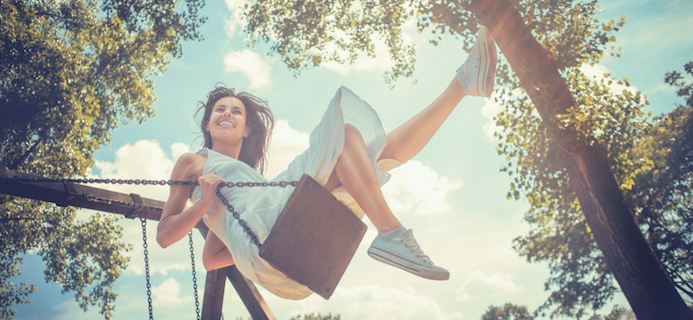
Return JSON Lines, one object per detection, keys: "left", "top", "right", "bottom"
{"left": 203, "top": 230, "right": 235, "bottom": 271}
{"left": 157, "top": 153, "right": 225, "bottom": 248}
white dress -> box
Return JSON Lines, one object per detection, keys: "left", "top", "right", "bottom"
{"left": 192, "top": 86, "right": 401, "bottom": 299}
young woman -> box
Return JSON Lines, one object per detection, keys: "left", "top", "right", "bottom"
{"left": 157, "top": 27, "right": 497, "bottom": 300}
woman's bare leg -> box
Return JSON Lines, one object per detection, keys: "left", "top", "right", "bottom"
{"left": 324, "top": 79, "right": 466, "bottom": 231}
{"left": 326, "top": 124, "right": 449, "bottom": 280}
{"left": 328, "top": 124, "right": 402, "bottom": 233}
{"left": 378, "top": 78, "right": 465, "bottom": 164}
{"left": 379, "top": 25, "right": 497, "bottom": 164}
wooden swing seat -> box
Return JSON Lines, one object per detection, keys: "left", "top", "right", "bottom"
{"left": 259, "top": 174, "right": 367, "bottom": 299}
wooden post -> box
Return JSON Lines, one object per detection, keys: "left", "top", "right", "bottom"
{"left": 201, "top": 268, "right": 227, "bottom": 320}
{"left": 226, "top": 266, "right": 276, "bottom": 320}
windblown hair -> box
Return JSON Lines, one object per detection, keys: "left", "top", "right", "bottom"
{"left": 197, "top": 84, "right": 274, "bottom": 174}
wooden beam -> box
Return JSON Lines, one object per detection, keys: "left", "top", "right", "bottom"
{"left": 0, "top": 165, "right": 204, "bottom": 229}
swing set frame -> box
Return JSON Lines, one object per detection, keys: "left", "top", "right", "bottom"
{"left": 1, "top": 165, "right": 366, "bottom": 319}
{"left": 0, "top": 165, "right": 274, "bottom": 320}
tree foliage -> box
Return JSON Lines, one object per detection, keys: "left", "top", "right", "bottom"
{"left": 0, "top": 0, "right": 205, "bottom": 318}
{"left": 233, "top": 0, "right": 690, "bottom": 318}
{"left": 241, "top": 0, "right": 416, "bottom": 84}
{"left": 481, "top": 303, "right": 535, "bottom": 320}
{"left": 480, "top": 303, "right": 637, "bottom": 320}
{"left": 586, "top": 305, "right": 637, "bottom": 320}
{"left": 627, "top": 62, "right": 693, "bottom": 297}
{"left": 289, "top": 313, "right": 341, "bottom": 320}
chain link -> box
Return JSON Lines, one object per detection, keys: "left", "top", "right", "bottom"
{"left": 140, "top": 215, "right": 154, "bottom": 320}
{"left": 188, "top": 231, "right": 201, "bottom": 320}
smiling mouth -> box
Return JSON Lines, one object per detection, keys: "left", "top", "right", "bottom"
{"left": 219, "top": 121, "right": 235, "bottom": 128}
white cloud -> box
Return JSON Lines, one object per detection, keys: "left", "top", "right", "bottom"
{"left": 382, "top": 160, "right": 463, "bottom": 216}
{"left": 224, "top": 0, "right": 249, "bottom": 37}
{"left": 152, "top": 277, "right": 192, "bottom": 307}
{"left": 579, "top": 63, "right": 638, "bottom": 95}
{"left": 480, "top": 97, "right": 504, "bottom": 141}
{"left": 89, "top": 140, "right": 205, "bottom": 277}
{"left": 264, "top": 119, "right": 310, "bottom": 179}
{"left": 455, "top": 271, "right": 522, "bottom": 301}
{"left": 224, "top": 49, "right": 272, "bottom": 89}
{"left": 92, "top": 140, "right": 181, "bottom": 201}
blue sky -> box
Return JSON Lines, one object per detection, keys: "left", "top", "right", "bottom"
{"left": 11, "top": 0, "right": 693, "bottom": 319}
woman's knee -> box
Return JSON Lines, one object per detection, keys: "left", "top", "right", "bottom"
{"left": 344, "top": 124, "right": 364, "bottom": 145}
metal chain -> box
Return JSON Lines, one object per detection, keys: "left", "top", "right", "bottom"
{"left": 140, "top": 215, "right": 154, "bottom": 320}
{"left": 11, "top": 176, "right": 198, "bottom": 186}
{"left": 215, "top": 181, "right": 297, "bottom": 248}
{"left": 12, "top": 176, "right": 298, "bottom": 247}
{"left": 188, "top": 231, "right": 201, "bottom": 320}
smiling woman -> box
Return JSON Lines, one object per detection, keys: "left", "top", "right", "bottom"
{"left": 198, "top": 87, "right": 275, "bottom": 174}
{"left": 155, "top": 26, "right": 497, "bottom": 300}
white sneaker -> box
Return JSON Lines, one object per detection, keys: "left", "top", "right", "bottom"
{"left": 367, "top": 227, "right": 449, "bottom": 280}
{"left": 456, "top": 26, "right": 497, "bottom": 97}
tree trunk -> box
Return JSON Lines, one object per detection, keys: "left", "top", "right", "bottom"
{"left": 471, "top": 0, "right": 693, "bottom": 319}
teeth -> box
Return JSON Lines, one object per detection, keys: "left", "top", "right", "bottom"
{"left": 219, "top": 122, "right": 235, "bottom": 128}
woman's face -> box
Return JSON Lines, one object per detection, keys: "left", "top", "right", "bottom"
{"left": 206, "top": 96, "right": 250, "bottom": 147}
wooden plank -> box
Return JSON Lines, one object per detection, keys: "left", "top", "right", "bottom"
{"left": 259, "top": 174, "right": 367, "bottom": 299}
{"left": 226, "top": 266, "right": 276, "bottom": 320}
{"left": 201, "top": 268, "right": 227, "bottom": 320}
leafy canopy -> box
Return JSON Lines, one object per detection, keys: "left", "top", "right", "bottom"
{"left": 0, "top": 0, "right": 205, "bottom": 318}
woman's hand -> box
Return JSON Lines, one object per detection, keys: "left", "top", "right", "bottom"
{"left": 197, "top": 172, "right": 226, "bottom": 208}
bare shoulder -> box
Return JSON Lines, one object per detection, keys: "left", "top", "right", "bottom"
{"left": 172, "top": 153, "right": 207, "bottom": 181}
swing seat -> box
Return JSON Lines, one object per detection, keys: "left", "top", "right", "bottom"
{"left": 259, "top": 174, "right": 367, "bottom": 299}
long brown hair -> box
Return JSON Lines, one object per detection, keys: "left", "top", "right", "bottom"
{"left": 197, "top": 84, "right": 274, "bottom": 174}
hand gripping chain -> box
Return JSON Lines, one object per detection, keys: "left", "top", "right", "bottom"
{"left": 214, "top": 180, "right": 298, "bottom": 248}
{"left": 11, "top": 177, "right": 298, "bottom": 247}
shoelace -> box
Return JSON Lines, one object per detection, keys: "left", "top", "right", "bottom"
{"left": 393, "top": 237, "right": 432, "bottom": 263}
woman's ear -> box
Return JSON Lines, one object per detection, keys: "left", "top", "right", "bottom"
{"left": 244, "top": 127, "right": 251, "bottom": 138}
